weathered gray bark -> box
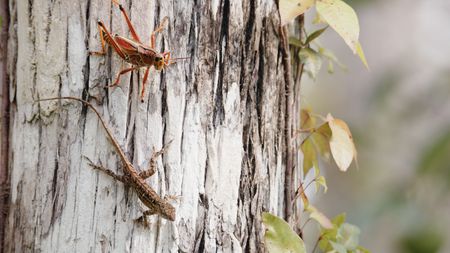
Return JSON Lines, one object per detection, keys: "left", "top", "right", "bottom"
{"left": 4, "top": 0, "right": 294, "bottom": 252}
{"left": 0, "top": 0, "right": 10, "bottom": 250}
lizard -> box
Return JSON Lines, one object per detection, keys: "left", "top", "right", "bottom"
{"left": 37, "top": 96, "right": 176, "bottom": 222}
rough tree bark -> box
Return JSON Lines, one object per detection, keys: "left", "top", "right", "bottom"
{"left": 0, "top": 0, "right": 10, "bottom": 250}
{"left": 3, "top": 0, "right": 297, "bottom": 252}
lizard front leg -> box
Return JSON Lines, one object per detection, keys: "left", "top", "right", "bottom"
{"left": 139, "top": 141, "right": 173, "bottom": 179}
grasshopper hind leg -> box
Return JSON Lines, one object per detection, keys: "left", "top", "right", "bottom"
{"left": 89, "top": 22, "right": 108, "bottom": 56}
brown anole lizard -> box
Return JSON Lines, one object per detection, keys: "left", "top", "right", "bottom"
{"left": 37, "top": 96, "right": 176, "bottom": 222}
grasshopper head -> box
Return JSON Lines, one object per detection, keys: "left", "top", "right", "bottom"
{"left": 154, "top": 54, "right": 165, "bottom": 70}
{"left": 154, "top": 52, "right": 173, "bottom": 71}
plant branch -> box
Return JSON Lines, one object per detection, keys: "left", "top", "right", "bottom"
{"left": 280, "top": 24, "right": 295, "bottom": 223}
{"left": 292, "top": 176, "right": 319, "bottom": 206}
{"left": 295, "top": 15, "right": 305, "bottom": 85}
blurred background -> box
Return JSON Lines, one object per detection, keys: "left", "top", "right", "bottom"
{"left": 302, "top": 0, "right": 450, "bottom": 252}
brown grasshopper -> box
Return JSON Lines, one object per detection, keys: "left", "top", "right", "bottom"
{"left": 90, "top": 0, "right": 187, "bottom": 102}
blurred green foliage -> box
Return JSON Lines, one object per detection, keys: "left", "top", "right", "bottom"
{"left": 418, "top": 129, "right": 450, "bottom": 186}
{"left": 398, "top": 228, "right": 444, "bottom": 253}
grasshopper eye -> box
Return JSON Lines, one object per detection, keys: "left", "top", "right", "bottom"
{"left": 155, "top": 57, "right": 163, "bottom": 62}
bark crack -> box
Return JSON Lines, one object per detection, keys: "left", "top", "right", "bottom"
{"left": 44, "top": 0, "right": 52, "bottom": 46}
{"left": 212, "top": 0, "right": 230, "bottom": 127}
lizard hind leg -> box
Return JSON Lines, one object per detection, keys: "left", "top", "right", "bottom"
{"left": 84, "top": 156, "right": 127, "bottom": 183}
{"left": 134, "top": 209, "right": 156, "bottom": 228}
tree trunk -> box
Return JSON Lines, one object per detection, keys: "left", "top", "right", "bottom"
{"left": 0, "top": 0, "right": 10, "bottom": 250}
{"left": 4, "top": 0, "right": 294, "bottom": 252}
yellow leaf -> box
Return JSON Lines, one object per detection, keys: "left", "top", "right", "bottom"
{"left": 311, "top": 123, "right": 332, "bottom": 160}
{"left": 355, "top": 41, "right": 369, "bottom": 69}
{"left": 280, "top": 0, "right": 316, "bottom": 25}
{"left": 301, "top": 138, "right": 317, "bottom": 176}
{"left": 315, "top": 175, "right": 328, "bottom": 193}
{"left": 312, "top": 12, "right": 327, "bottom": 25}
{"left": 328, "top": 117, "right": 356, "bottom": 171}
{"left": 305, "top": 204, "right": 333, "bottom": 229}
{"left": 316, "top": 0, "right": 359, "bottom": 52}
{"left": 300, "top": 108, "right": 316, "bottom": 130}
{"left": 318, "top": 47, "right": 347, "bottom": 70}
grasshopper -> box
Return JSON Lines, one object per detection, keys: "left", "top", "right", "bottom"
{"left": 90, "top": 0, "right": 187, "bottom": 101}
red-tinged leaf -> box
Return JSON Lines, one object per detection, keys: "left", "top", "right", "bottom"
{"left": 306, "top": 205, "right": 333, "bottom": 229}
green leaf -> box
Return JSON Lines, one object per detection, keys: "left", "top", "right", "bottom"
{"left": 318, "top": 214, "right": 365, "bottom": 252}
{"left": 332, "top": 213, "right": 346, "bottom": 227}
{"left": 319, "top": 233, "right": 335, "bottom": 251}
{"left": 418, "top": 129, "right": 450, "bottom": 185}
{"left": 280, "top": 0, "right": 316, "bottom": 25}
{"left": 356, "top": 246, "right": 371, "bottom": 253}
{"left": 305, "top": 26, "right": 328, "bottom": 45}
{"left": 318, "top": 213, "right": 346, "bottom": 251}
{"left": 319, "top": 47, "right": 339, "bottom": 62}
{"left": 319, "top": 47, "right": 347, "bottom": 70}
{"left": 330, "top": 241, "right": 347, "bottom": 253}
{"left": 262, "top": 212, "right": 307, "bottom": 253}
{"left": 289, "top": 36, "right": 304, "bottom": 48}
{"left": 316, "top": 0, "right": 368, "bottom": 68}
{"left": 337, "top": 223, "right": 360, "bottom": 250}
{"left": 315, "top": 175, "right": 328, "bottom": 193}
{"left": 299, "top": 48, "right": 322, "bottom": 80}
{"left": 327, "top": 60, "right": 335, "bottom": 73}
{"left": 301, "top": 138, "right": 317, "bottom": 175}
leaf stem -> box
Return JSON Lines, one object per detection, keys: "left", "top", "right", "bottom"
{"left": 300, "top": 217, "right": 313, "bottom": 231}
{"left": 293, "top": 176, "right": 321, "bottom": 205}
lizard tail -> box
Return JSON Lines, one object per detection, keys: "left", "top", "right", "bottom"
{"left": 35, "top": 97, "right": 120, "bottom": 158}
